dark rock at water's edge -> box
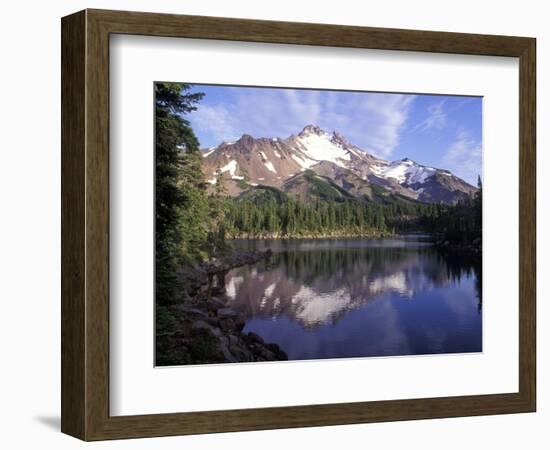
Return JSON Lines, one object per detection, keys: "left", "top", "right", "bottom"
{"left": 156, "top": 301, "right": 288, "bottom": 366}
{"left": 156, "top": 249, "right": 288, "bottom": 366}
{"left": 172, "top": 249, "right": 272, "bottom": 302}
{"left": 201, "top": 248, "right": 273, "bottom": 274}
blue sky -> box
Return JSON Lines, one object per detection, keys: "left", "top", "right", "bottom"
{"left": 184, "top": 84, "right": 482, "bottom": 185}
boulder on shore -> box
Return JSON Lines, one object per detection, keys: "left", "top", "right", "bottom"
{"left": 156, "top": 248, "right": 288, "bottom": 366}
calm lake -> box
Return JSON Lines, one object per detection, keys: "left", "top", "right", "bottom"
{"left": 225, "top": 236, "right": 482, "bottom": 361}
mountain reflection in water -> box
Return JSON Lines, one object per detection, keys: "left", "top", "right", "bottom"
{"left": 225, "top": 237, "right": 482, "bottom": 360}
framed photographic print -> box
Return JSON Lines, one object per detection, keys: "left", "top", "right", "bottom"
{"left": 61, "top": 9, "right": 536, "bottom": 441}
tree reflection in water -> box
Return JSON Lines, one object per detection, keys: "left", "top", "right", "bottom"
{"left": 225, "top": 238, "right": 482, "bottom": 360}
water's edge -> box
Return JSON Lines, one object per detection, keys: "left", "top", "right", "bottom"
{"left": 156, "top": 249, "right": 288, "bottom": 366}
{"left": 157, "top": 236, "right": 482, "bottom": 365}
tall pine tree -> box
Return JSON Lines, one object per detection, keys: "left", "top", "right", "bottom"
{"left": 155, "top": 83, "right": 205, "bottom": 304}
{"left": 206, "top": 166, "right": 229, "bottom": 260}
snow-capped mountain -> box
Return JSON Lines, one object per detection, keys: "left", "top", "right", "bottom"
{"left": 202, "top": 125, "right": 477, "bottom": 204}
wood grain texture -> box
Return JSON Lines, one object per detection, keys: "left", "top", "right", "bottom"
{"left": 518, "top": 39, "right": 536, "bottom": 409}
{"left": 61, "top": 8, "right": 537, "bottom": 441}
{"left": 61, "top": 10, "right": 86, "bottom": 439}
{"left": 88, "top": 8, "right": 532, "bottom": 56}
{"left": 85, "top": 10, "right": 111, "bottom": 440}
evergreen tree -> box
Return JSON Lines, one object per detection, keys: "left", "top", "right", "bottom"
{"left": 155, "top": 82, "right": 205, "bottom": 304}
{"left": 475, "top": 175, "right": 482, "bottom": 233}
{"left": 222, "top": 183, "right": 481, "bottom": 243}
{"left": 206, "top": 166, "right": 229, "bottom": 260}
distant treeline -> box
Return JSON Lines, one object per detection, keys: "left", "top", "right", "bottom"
{"left": 223, "top": 184, "right": 482, "bottom": 242}
{"left": 419, "top": 180, "right": 482, "bottom": 247}
{"left": 225, "top": 196, "right": 390, "bottom": 238}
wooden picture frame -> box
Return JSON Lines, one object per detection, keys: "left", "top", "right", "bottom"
{"left": 61, "top": 9, "right": 536, "bottom": 441}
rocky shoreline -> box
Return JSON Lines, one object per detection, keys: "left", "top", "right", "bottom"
{"left": 226, "top": 230, "right": 391, "bottom": 240}
{"left": 156, "top": 249, "right": 288, "bottom": 366}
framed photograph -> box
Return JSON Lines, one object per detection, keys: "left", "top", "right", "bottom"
{"left": 61, "top": 9, "right": 536, "bottom": 440}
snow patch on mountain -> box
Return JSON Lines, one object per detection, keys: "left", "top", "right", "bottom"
{"left": 291, "top": 153, "right": 316, "bottom": 169}
{"left": 264, "top": 160, "right": 277, "bottom": 173}
{"left": 371, "top": 159, "right": 436, "bottom": 185}
{"left": 295, "top": 130, "right": 351, "bottom": 168}
{"left": 406, "top": 166, "right": 436, "bottom": 184}
{"left": 220, "top": 160, "right": 238, "bottom": 176}
{"left": 202, "top": 148, "right": 216, "bottom": 158}
{"left": 201, "top": 124, "right": 477, "bottom": 203}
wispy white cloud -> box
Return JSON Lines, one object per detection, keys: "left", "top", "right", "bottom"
{"left": 356, "top": 94, "right": 416, "bottom": 158}
{"left": 282, "top": 89, "right": 321, "bottom": 127}
{"left": 413, "top": 100, "right": 447, "bottom": 132}
{"left": 189, "top": 87, "right": 415, "bottom": 159}
{"left": 190, "top": 104, "right": 240, "bottom": 144}
{"left": 441, "top": 129, "right": 482, "bottom": 185}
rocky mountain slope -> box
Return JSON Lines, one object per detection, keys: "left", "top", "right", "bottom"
{"left": 202, "top": 125, "right": 477, "bottom": 204}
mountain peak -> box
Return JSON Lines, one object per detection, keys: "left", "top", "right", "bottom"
{"left": 400, "top": 157, "right": 416, "bottom": 165}
{"left": 299, "top": 124, "right": 326, "bottom": 137}
{"left": 236, "top": 133, "right": 256, "bottom": 146}
{"left": 201, "top": 125, "right": 476, "bottom": 204}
